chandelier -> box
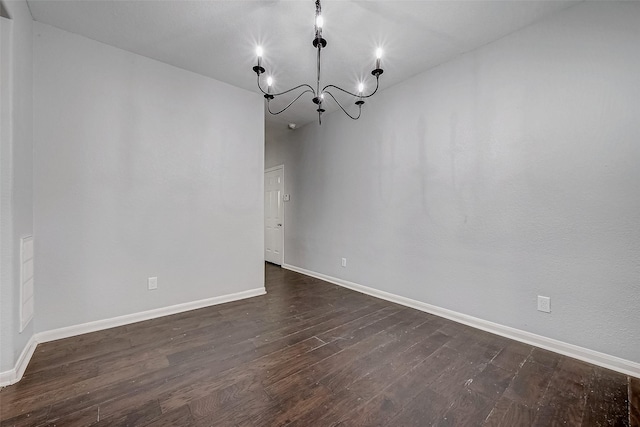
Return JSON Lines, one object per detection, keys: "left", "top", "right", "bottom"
{"left": 252, "top": 0, "right": 384, "bottom": 125}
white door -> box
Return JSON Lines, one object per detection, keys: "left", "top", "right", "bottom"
{"left": 265, "top": 166, "right": 284, "bottom": 265}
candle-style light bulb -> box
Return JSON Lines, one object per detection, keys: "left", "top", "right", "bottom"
{"left": 266, "top": 76, "right": 273, "bottom": 94}
{"left": 375, "top": 47, "right": 382, "bottom": 70}
{"left": 315, "top": 14, "right": 324, "bottom": 41}
{"left": 354, "top": 82, "right": 366, "bottom": 106}
{"left": 253, "top": 46, "right": 265, "bottom": 75}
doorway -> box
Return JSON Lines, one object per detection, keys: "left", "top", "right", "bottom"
{"left": 264, "top": 165, "right": 284, "bottom": 265}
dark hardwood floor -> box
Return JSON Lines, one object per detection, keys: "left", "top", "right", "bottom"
{"left": 1, "top": 263, "right": 637, "bottom": 426}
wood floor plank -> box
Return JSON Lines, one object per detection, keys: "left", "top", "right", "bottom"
{"left": 545, "top": 357, "right": 595, "bottom": 401}
{"left": 631, "top": 377, "right": 640, "bottom": 427}
{"left": 285, "top": 387, "right": 365, "bottom": 427}
{"left": 582, "top": 368, "right": 629, "bottom": 426}
{"left": 500, "top": 400, "right": 538, "bottom": 426}
{"left": 26, "top": 335, "right": 133, "bottom": 374}
{"left": 14, "top": 361, "right": 99, "bottom": 393}
{"left": 384, "top": 387, "right": 452, "bottom": 426}
{"left": 439, "top": 388, "right": 495, "bottom": 427}
{"left": 0, "top": 263, "right": 633, "bottom": 426}
{"left": 318, "top": 313, "right": 430, "bottom": 393}
{"left": 316, "top": 307, "right": 410, "bottom": 351}
{"left": 0, "top": 352, "right": 170, "bottom": 420}
{"left": 255, "top": 371, "right": 336, "bottom": 427}
{"left": 490, "top": 341, "right": 532, "bottom": 374}
{"left": 333, "top": 393, "right": 398, "bottom": 427}
{"left": 334, "top": 345, "right": 460, "bottom": 426}
{"left": 283, "top": 310, "right": 417, "bottom": 387}
{"left": 165, "top": 302, "right": 384, "bottom": 369}
{"left": 142, "top": 405, "right": 194, "bottom": 427}
{"left": 93, "top": 399, "right": 162, "bottom": 427}
{"left": 36, "top": 404, "right": 101, "bottom": 427}
{"left": 533, "top": 394, "right": 586, "bottom": 427}
{"left": 158, "top": 336, "right": 328, "bottom": 413}
{"left": 502, "top": 359, "right": 555, "bottom": 408}
{"left": 248, "top": 302, "right": 391, "bottom": 351}
{"left": 312, "top": 305, "right": 402, "bottom": 346}
{"left": 468, "top": 363, "right": 514, "bottom": 399}
{"left": 483, "top": 397, "right": 537, "bottom": 427}
{"left": 0, "top": 405, "right": 50, "bottom": 427}
{"left": 428, "top": 352, "right": 486, "bottom": 398}
{"left": 482, "top": 395, "right": 514, "bottom": 426}
{"left": 191, "top": 389, "right": 275, "bottom": 426}
{"left": 529, "top": 347, "right": 562, "bottom": 370}
{"left": 344, "top": 330, "right": 451, "bottom": 402}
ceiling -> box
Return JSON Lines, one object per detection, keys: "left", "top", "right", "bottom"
{"left": 27, "top": 0, "right": 579, "bottom": 129}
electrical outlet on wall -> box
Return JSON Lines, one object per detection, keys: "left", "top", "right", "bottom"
{"left": 537, "top": 295, "right": 550, "bottom": 313}
{"left": 341, "top": 258, "right": 347, "bottom": 268}
{"left": 148, "top": 277, "right": 158, "bottom": 290}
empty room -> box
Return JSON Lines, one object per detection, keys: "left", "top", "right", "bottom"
{"left": 1, "top": 0, "right": 639, "bottom": 425}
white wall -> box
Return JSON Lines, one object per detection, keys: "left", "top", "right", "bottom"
{"left": 266, "top": 2, "right": 640, "bottom": 363}
{"left": 33, "top": 23, "right": 264, "bottom": 331}
{"left": 0, "top": 0, "right": 34, "bottom": 373}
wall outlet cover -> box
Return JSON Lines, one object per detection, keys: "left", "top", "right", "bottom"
{"left": 148, "top": 277, "right": 158, "bottom": 290}
{"left": 537, "top": 295, "right": 551, "bottom": 313}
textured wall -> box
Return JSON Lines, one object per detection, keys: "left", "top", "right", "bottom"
{"left": 0, "top": 0, "right": 34, "bottom": 373}
{"left": 266, "top": 2, "right": 640, "bottom": 363}
{"left": 33, "top": 23, "right": 264, "bottom": 331}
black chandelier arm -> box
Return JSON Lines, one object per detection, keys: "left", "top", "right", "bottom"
{"left": 323, "top": 90, "right": 362, "bottom": 120}
{"left": 256, "top": 75, "right": 316, "bottom": 98}
{"left": 267, "top": 89, "right": 315, "bottom": 115}
{"left": 322, "top": 76, "right": 380, "bottom": 100}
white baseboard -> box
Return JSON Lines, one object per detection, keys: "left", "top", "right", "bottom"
{"left": 0, "top": 335, "right": 37, "bottom": 387}
{"left": 36, "top": 287, "right": 266, "bottom": 344}
{"left": 0, "top": 287, "right": 265, "bottom": 387}
{"left": 283, "top": 263, "right": 640, "bottom": 379}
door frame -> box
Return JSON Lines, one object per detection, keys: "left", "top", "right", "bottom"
{"left": 265, "top": 164, "right": 285, "bottom": 265}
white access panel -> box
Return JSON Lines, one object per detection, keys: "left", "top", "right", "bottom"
{"left": 20, "top": 236, "right": 34, "bottom": 332}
